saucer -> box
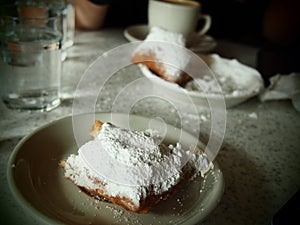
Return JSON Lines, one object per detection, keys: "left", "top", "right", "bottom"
{"left": 124, "top": 24, "right": 217, "bottom": 53}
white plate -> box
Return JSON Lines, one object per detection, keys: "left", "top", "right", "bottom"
{"left": 8, "top": 113, "right": 224, "bottom": 225}
{"left": 124, "top": 24, "right": 217, "bottom": 53}
{"left": 139, "top": 54, "right": 264, "bottom": 108}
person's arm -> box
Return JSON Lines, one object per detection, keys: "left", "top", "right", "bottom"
{"left": 74, "top": 0, "right": 110, "bottom": 30}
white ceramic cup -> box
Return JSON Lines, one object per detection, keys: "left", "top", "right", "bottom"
{"left": 148, "top": 0, "right": 211, "bottom": 38}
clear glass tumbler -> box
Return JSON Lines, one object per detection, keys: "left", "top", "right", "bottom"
{"left": 0, "top": 15, "right": 63, "bottom": 111}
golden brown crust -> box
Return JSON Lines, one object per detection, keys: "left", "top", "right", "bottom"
{"left": 58, "top": 160, "right": 66, "bottom": 168}
{"left": 131, "top": 51, "right": 192, "bottom": 87}
{"left": 62, "top": 165, "right": 196, "bottom": 214}
{"left": 89, "top": 120, "right": 103, "bottom": 139}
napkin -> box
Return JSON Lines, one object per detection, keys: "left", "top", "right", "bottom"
{"left": 259, "top": 73, "right": 300, "bottom": 111}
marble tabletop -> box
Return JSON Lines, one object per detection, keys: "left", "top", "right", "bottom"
{"left": 0, "top": 29, "right": 299, "bottom": 225}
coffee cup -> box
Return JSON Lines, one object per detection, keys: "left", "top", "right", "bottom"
{"left": 148, "top": 0, "right": 211, "bottom": 39}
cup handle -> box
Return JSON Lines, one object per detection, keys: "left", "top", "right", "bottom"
{"left": 197, "top": 14, "right": 211, "bottom": 36}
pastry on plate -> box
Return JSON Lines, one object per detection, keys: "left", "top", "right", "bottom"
{"left": 59, "top": 120, "right": 212, "bottom": 213}
{"left": 131, "top": 26, "right": 192, "bottom": 86}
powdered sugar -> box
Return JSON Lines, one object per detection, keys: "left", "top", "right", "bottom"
{"left": 64, "top": 122, "right": 212, "bottom": 206}
{"left": 96, "top": 123, "right": 164, "bottom": 166}
{"left": 185, "top": 54, "right": 264, "bottom": 96}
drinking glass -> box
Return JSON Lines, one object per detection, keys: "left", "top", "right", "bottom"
{"left": 0, "top": 15, "right": 63, "bottom": 111}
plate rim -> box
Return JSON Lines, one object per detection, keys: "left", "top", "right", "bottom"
{"left": 7, "top": 112, "right": 224, "bottom": 225}
{"left": 7, "top": 115, "right": 69, "bottom": 225}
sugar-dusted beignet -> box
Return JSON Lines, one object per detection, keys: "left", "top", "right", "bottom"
{"left": 60, "top": 120, "right": 212, "bottom": 213}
